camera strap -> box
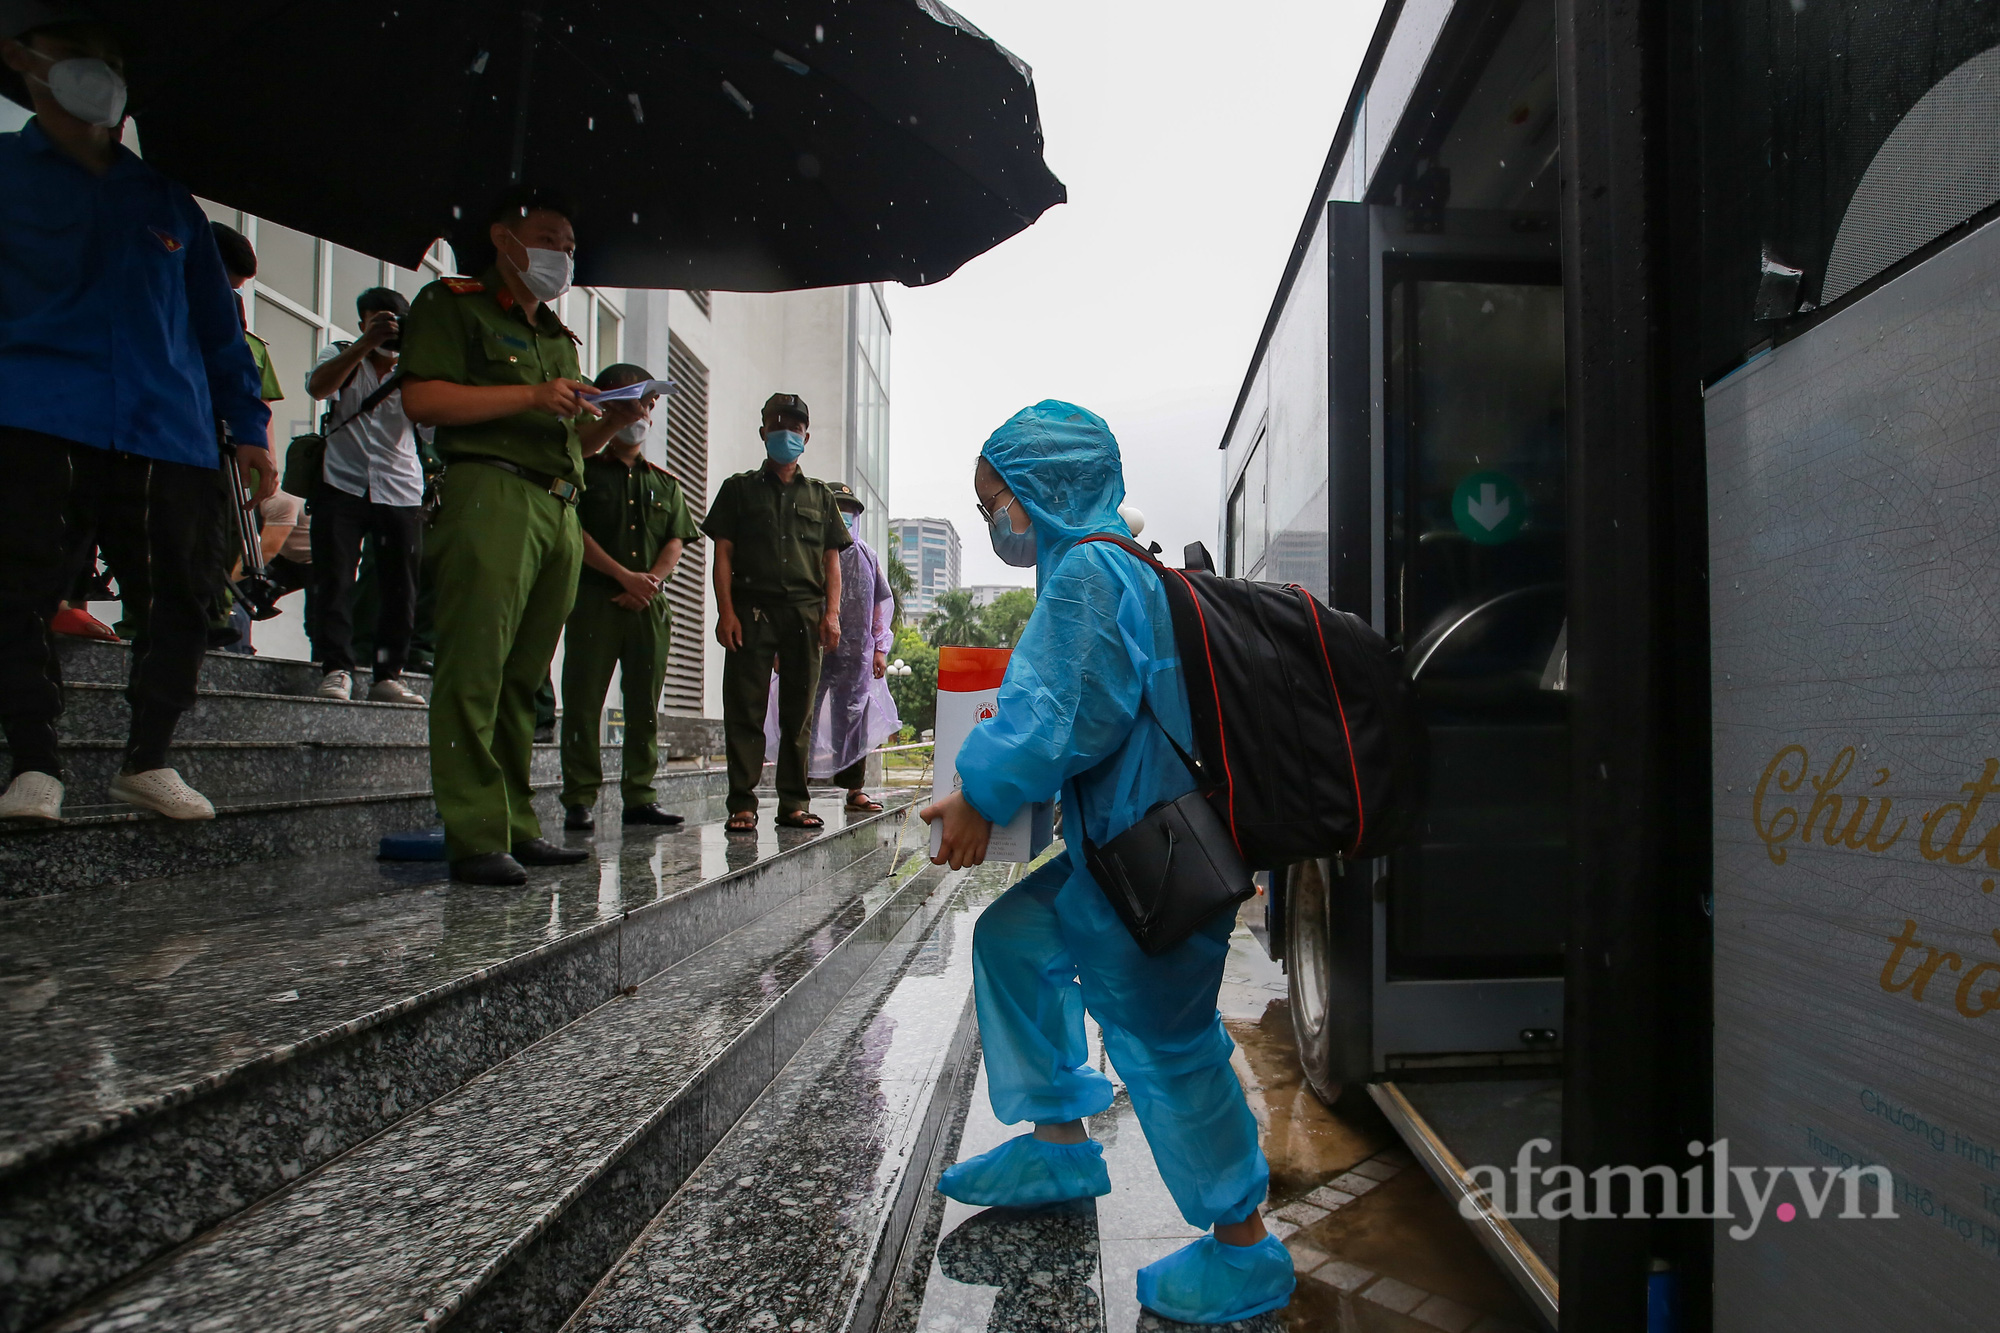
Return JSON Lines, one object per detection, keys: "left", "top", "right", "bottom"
{"left": 320, "top": 342, "right": 406, "bottom": 436}
{"left": 323, "top": 370, "right": 405, "bottom": 442}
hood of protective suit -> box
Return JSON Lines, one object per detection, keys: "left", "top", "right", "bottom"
{"left": 979, "top": 400, "right": 1132, "bottom": 589}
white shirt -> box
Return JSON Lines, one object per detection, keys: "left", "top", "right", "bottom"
{"left": 309, "top": 344, "right": 428, "bottom": 509}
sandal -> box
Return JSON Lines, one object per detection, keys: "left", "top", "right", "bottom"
{"left": 724, "top": 811, "right": 758, "bottom": 834}
{"left": 774, "top": 810, "right": 825, "bottom": 830}
{"left": 845, "top": 793, "right": 884, "bottom": 813}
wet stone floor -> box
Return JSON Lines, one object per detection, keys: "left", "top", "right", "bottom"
{"left": 891, "top": 901, "right": 1542, "bottom": 1333}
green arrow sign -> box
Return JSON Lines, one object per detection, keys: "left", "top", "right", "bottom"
{"left": 1451, "top": 470, "right": 1528, "bottom": 545}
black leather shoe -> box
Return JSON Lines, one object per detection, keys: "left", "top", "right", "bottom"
{"left": 513, "top": 836, "right": 589, "bottom": 866}
{"left": 623, "top": 804, "right": 685, "bottom": 827}
{"left": 564, "top": 806, "right": 596, "bottom": 831}
{"left": 451, "top": 852, "right": 527, "bottom": 885}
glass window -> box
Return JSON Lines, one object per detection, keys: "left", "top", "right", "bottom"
{"left": 329, "top": 246, "right": 380, "bottom": 337}
{"left": 196, "top": 197, "right": 238, "bottom": 228}
{"left": 255, "top": 221, "right": 318, "bottom": 313}
{"left": 251, "top": 300, "right": 320, "bottom": 446}
{"left": 596, "top": 301, "right": 620, "bottom": 374}
{"left": 1227, "top": 433, "right": 1267, "bottom": 578}
{"left": 1227, "top": 475, "right": 1248, "bottom": 576}
{"left": 850, "top": 284, "right": 891, "bottom": 554}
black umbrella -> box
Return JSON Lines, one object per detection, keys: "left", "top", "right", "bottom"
{"left": 55, "top": 1, "right": 1067, "bottom": 289}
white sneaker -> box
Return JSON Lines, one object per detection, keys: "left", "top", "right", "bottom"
{"left": 0, "top": 772, "right": 63, "bottom": 823}
{"left": 368, "top": 677, "right": 426, "bottom": 705}
{"left": 108, "top": 768, "right": 216, "bottom": 821}
{"left": 317, "top": 670, "right": 353, "bottom": 700}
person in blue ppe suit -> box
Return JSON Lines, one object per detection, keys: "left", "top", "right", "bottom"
{"left": 920, "top": 401, "right": 1293, "bottom": 1325}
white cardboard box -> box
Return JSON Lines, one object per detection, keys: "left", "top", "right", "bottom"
{"left": 928, "top": 646, "right": 1055, "bottom": 863}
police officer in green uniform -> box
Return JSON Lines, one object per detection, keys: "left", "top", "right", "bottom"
{"left": 703, "top": 393, "right": 851, "bottom": 832}
{"left": 399, "top": 187, "right": 643, "bottom": 885}
{"left": 559, "top": 362, "right": 700, "bottom": 832}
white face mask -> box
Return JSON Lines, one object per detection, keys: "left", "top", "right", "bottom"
{"left": 26, "top": 49, "right": 127, "bottom": 128}
{"left": 614, "top": 421, "right": 647, "bottom": 446}
{"left": 505, "top": 238, "right": 573, "bottom": 301}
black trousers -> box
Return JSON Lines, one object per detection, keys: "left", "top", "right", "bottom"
{"left": 0, "top": 426, "right": 222, "bottom": 779}
{"left": 308, "top": 483, "right": 422, "bottom": 678}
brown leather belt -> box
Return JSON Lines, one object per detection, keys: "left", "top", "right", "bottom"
{"left": 455, "top": 455, "right": 580, "bottom": 505}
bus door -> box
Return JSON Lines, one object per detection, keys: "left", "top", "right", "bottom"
{"left": 1290, "top": 203, "right": 1568, "bottom": 1091}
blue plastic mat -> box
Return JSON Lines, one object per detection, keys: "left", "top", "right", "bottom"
{"left": 378, "top": 828, "right": 447, "bottom": 861}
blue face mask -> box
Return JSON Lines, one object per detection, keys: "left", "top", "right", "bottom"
{"left": 842, "top": 510, "right": 859, "bottom": 531}
{"left": 764, "top": 428, "right": 805, "bottom": 463}
{"left": 988, "top": 503, "right": 1037, "bottom": 568}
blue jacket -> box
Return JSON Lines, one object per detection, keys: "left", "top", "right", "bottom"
{"left": 0, "top": 119, "right": 267, "bottom": 467}
{"left": 956, "top": 401, "right": 1199, "bottom": 850}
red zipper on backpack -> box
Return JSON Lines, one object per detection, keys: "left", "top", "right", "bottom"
{"left": 1294, "top": 585, "right": 1364, "bottom": 858}
{"left": 1166, "top": 564, "right": 1239, "bottom": 851}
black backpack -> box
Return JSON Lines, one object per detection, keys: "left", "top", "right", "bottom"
{"left": 1076, "top": 534, "right": 1417, "bottom": 868}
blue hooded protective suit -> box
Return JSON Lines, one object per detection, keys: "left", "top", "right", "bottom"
{"left": 954, "top": 401, "right": 1268, "bottom": 1231}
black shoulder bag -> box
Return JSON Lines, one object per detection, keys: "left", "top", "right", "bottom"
{"left": 281, "top": 354, "right": 405, "bottom": 499}
{"left": 1079, "top": 693, "right": 1256, "bottom": 957}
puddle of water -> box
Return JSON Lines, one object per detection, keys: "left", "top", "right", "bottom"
{"left": 1221, "top": 907, "right": 1542, "bottom": 1332}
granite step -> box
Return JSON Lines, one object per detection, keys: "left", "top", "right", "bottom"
{"left": 563, "top": 862, "right": 1004, "bottom": 1333}
{"left": 38, "top": 803, "right": 943, "bottom": 1333}
{"left": 5, "top": 740, "right": 475, "bottom": 804}
{"left": 0, "top": 790, "right": 897, "bottom": 1332}
{"left": 0, "top": 748, "right": 683, "bottom": 900}
{"left": 53, "top": 636, "right": 433, "bottom": 700}
{"left": 50, "top": 681, "right": 431, "bottom": 746}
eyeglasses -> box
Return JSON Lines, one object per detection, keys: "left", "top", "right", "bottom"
{"left": 975, "top": 493, "right": 1014, "bottom": 525}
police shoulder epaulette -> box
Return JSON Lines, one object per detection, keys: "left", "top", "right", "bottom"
{"left": 441, "top": 277, "right": 485, "bottom": 294}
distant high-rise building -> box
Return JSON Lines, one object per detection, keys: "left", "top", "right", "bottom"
{"left": 966, "top": 584, "right": 1029, "bottom": 607}
{"left": 891, "top": 518, "right": 961, "bottom": 620}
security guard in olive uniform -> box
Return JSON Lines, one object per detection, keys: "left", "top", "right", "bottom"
{"left": 399, "top": 187, "right": 643, "bottom": 885}
{"left": 559, "top": 362, "right": 700, "bottom": 831}
{"left": 703, "top": 393, "right": 851, "bottom": 832}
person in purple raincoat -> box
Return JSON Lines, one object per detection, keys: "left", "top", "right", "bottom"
{"left": 763, "top": 481, "right": 900, "bottom": 810}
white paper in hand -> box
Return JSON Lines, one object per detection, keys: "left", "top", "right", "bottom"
{"left": 580, "top": 378, "right": 674, "bottom": 403}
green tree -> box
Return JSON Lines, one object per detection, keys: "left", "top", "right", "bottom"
{"left": 887, "top": 623, "right": 938, "bottom": 735}
{"left": 923, "top": 588, "right": 995, "bottom": 648}
{"left": 978, "top": 588, "right": 1037, "bottom": 647}
{"left": 884, "top": 534, "right": 918, "bottom": 627}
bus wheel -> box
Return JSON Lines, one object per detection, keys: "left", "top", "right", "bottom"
{"left": 1286, "top": 858, "right": 1359, "bottom": 1109}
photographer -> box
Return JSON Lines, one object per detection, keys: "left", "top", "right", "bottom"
{"left": 0, "top": 12, "right": 270, "bottom": 824}
{"left": 304, "top": 287, "right": 426, "bottom": 704}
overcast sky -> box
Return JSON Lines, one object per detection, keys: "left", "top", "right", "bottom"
{"left": 888, "top": 0, "right": 1384, "bottom": 587}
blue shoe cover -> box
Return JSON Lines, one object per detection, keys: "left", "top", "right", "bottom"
{"left": 1136, "top": 1233, "right": 1295, "bottom": 1324}
{"left": 936, "top": 1132, "right": 1111, "bottom": 1208}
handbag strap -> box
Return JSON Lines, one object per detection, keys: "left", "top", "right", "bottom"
{"left": 1070, "top": 533, "right": 1206, "bottom": 788}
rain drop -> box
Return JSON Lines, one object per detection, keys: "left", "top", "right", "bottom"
{"left": 470, "top": 50, "right": 490, "bottom": 75}
{"left": 815, "top": 23, "right": 824, "bottom": 41}
{"left": 587, "top": 116, "right": 595, "bottom": 130}
{"left": 452, "top": 205, "right": 462, "bottom": 219}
